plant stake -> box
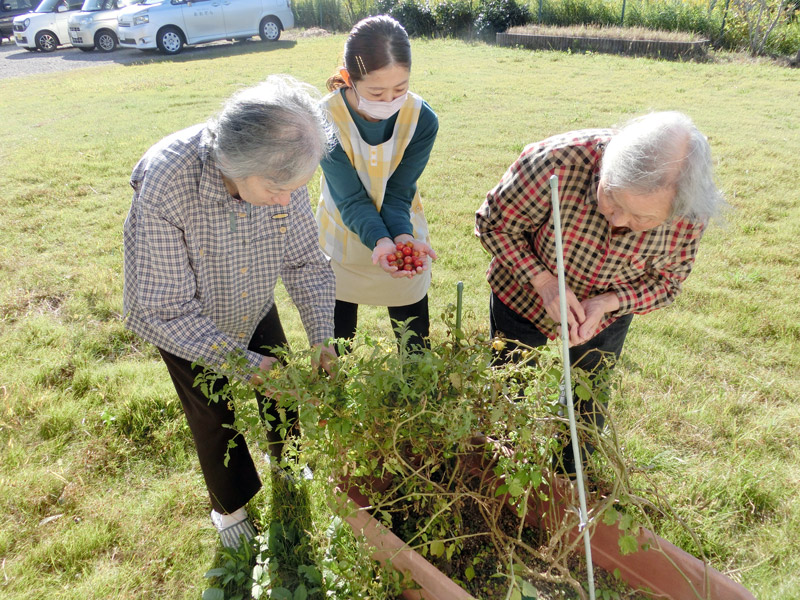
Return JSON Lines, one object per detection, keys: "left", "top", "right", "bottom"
{"left": 456, "top": 280, "right": 464, "bottom": 332}
{"left": 550, "top": 174, "right": 596, "bottom": 600}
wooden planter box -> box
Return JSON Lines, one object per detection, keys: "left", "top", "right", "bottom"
{"left": 496, "top": 32, "right": 710, "bottom": 60}
{"left": 336, "top": 468, "right": 756, "bottom": 600}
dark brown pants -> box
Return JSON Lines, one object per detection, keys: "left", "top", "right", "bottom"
{"left": 159, "top": 304, "right": 292, "bottom": 514}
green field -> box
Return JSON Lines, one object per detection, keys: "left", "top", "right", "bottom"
{"left": 1, "top": 36, "right": 799, "bottom": 599}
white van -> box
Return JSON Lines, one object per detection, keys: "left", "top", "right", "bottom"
{"left": 116, "top": 0, "right": 293, "bottom": 55}
{"left": 68, "top": 0, "right": 141, "bottom": 52}
{"left": 12, "top": 0, "right": 83, "bottom": 51}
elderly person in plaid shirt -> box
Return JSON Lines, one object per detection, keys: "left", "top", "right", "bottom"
{"left": 123, "top": 75, "right": 336, "bottom": 548}
{"left": 476, "top": 111, "right": 724, "bottom": 475}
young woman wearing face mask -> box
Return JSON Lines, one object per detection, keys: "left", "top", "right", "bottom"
{"left": 316, "top": 15, "right": 439, "bottom": 351}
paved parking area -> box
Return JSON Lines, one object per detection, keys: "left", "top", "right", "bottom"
{"left": 0, "top": 37, "right": 282, "bottom": 80}
{"left": 0, "top": 38, "right": 151, "bottom": 79}
{"left": 0, "top": 28, "right": 328, "bottom": 80}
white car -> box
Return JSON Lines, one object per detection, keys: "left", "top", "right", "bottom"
{"left": 12, "top": 0, "right": 83, "bottom": 51}
{"left": 116, "top": 0, "right": 293, "bottom": 55}
{"left": 67, "top": 0, "right": 141, "bottom": 52}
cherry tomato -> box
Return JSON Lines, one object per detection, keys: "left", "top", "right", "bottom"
{"left": 404, "top": 255, "right": 414, "bottom": 264}
{"left": 403, "top": 264, "right": 413, "bottom": 271}
{"left": 396, "top": 242, "right": 405, "bottom": 251}
{"left": 413, "top": 259, "right": 423, "bottom": 268}
{"left": 402, "top": 246, "right": 412, "bottom": 257}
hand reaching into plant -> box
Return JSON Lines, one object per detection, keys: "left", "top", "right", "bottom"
{"left": 534, "top": 272, "right": 623, "bottom": 346}
{"left": 572, "top": 292, "right": 620, "bottom": 346}
{"left": 312, "top": 342, "right": 337, "bottom": 378}
{"left": 532, "top": 271, "right": 585, "bottom": 343}
{"left": 250, "top": 355, "right": 279, "bottom": 386}
{"left": 372, "top": 235, "right": 437, "bottom": 278}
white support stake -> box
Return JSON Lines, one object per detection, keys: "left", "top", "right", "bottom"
{"left": 549, "top": 174, "right": 596, "bottom": 600}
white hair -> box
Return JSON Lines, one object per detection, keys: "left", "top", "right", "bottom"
{"left": 601, "top": 111, "right": 725, "bottom": 222}
{"left": 206, "top": 74, "right": 334, "bottom": 184}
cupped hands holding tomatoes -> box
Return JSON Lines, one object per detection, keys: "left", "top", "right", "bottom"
{"left": 372, "top": 234, "right": 437, "bottom": 278}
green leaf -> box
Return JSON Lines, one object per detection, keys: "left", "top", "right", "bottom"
{"left": 602, "top": 506, "right": 619, "bottom": 526}
{"left": 618, "top": 511, "right": 635, "bottom": 532}
{"left": 298, "top": 564, "right": 322, "bottom": 586}
{"left": 507, "top": 477, "right": 524, "bottom": 497}
{"left": 575, "top": 384, "right": 591, "bottom": 400}
{"left": 510, "top": 589, "right": 522, "bottom": 600}
{"left": 465, "top": 566, "right": 475, "bottom": 581}
{"left": 446, "top": 542, "right": 456, "bottom": 560}
{"left": 204, "top": 568, "right": 228, "bottom": 579}
{"left": 202, "top": 589, "right": 225, "bottom": 600}
{"left": 494, "top": 484, "right": 509, "bottom": 497}
{"left": 529, "top": 468, "right": 542, "bottom": 489}
{"left": 618, "top": 534, "right": 639, "bottom": 555}
{"left": 293, "top": 584, "right": 308, "bottom": 600}
{"left": 521, "top": 579, "right": 538, "bottom": 598}
{"left": 429, "top": 540, "right": 445, "bottom": 557}
{"left": 271, "top": 588, "right": 292, "bottom": 600}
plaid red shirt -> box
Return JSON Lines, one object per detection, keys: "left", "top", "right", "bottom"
{"left": 475, "top": 129, "right": 706, "bottom": 340}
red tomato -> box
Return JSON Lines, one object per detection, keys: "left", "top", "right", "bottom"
{"left": 403, "top": 264, "right": 413, "bottom": 271}
{"left": 396, "top": 242, "right": 405, "bottom": 251}
{"left": 402, "top": 246, "right": 412, "bottom": 257}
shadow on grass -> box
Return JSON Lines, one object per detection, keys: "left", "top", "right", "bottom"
{"left": 118, "top": 39, "right": 298, "bottom": 68}
{"left": 204, "top": 469, "right": 324, "bottom": 600}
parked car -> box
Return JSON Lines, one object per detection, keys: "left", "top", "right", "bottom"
{"left": 67, "top": 0, "right": 139, "bottom": 52}
{"left": 1, "top": 0, "right": 38, "bottom": 41}
{"left": 116, "top": 0, "right": 293, "bottom": 55}
{"left": 12, "top": 0, "right": 83, "bottom": 51}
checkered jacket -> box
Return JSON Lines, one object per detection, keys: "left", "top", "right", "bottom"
{"left": 123, "top": 125, "right": 335, "bottom": 370}
{"left": 475, "top": 129, "right": 706, "bottom": 339}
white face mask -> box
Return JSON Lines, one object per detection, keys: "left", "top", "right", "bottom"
{"left": 353, "top": 84, "right": 408, "bottom": 120}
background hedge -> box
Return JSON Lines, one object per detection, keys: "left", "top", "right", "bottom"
{"left": 290, "top": 0, "right": 800, "bottom": 56}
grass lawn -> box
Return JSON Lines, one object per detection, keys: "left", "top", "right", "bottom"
{"left": 1, "top": 35, "right": 798, "bottom": 599}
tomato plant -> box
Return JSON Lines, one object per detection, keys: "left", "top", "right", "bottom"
{"left": 195, "top": 307, "right": 696, "bottom": 599}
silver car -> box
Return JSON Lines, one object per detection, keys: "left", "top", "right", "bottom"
{"left": 68, "top": 0, "right": 140, "bottom": 52}
{"left": 116, "top": 0, "right": 294, "bottom": 55}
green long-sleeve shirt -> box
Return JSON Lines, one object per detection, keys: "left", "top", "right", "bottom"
{"left": 319, "top": 88, "right": 439, "bottom": 250}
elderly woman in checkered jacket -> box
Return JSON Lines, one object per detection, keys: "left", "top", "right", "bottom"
{"left": 123, "top": 75, "right": 336, "bottom": 549}
{"left": 476, "top": 111, "right": 725, "bottom": 475}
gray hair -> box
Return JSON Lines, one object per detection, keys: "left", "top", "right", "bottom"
{"left": 600, "top": 111, "right": 725, "bottom": 222}
{"left": 206, "top": 74, "right": 333, "bottom": 184}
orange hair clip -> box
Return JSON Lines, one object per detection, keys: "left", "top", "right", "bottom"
{"left": 338, "top": 66, "right": 352, "bottom": 87}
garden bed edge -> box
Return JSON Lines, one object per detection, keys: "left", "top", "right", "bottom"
{"left": 497, "top": 32, "right": 710, "bottom": 60}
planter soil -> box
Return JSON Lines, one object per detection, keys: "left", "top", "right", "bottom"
{"left": 337, "top": 462, "right": 756, "bottom": 600}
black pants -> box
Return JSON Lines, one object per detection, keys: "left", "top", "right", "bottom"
{"left": 334, "top": 295, "right": 430, "bottom": 351}
{"left": 159, "top": 304, "right": 292, "bottom": 514}
{"left": 489, "top": 292, "right": 633, "bottom": 444}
